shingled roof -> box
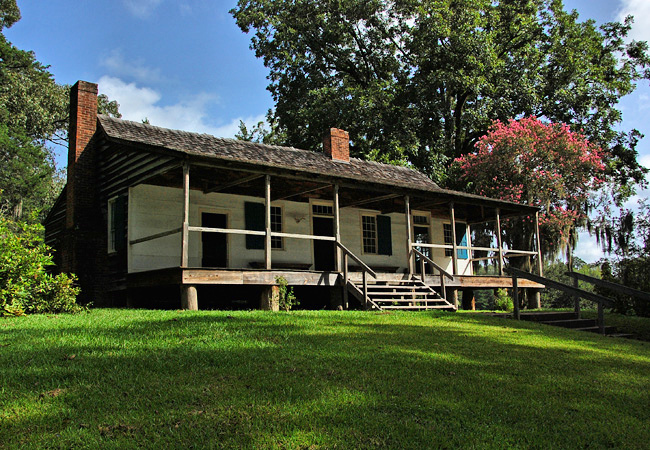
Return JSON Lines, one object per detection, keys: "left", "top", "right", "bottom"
{"left": 97, "top": 115, "right": 537, "bottom": 212}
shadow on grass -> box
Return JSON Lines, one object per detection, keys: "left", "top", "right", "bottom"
{"left": 1, "top": 310, "right": 649, "bottom": 448}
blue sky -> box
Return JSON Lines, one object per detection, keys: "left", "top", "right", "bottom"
{"left": 5, "top": 0, "right": 650, "bottom": 262}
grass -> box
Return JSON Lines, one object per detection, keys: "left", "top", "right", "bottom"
{"left": 1, "top": 309, "right": 649, "bottom": 449}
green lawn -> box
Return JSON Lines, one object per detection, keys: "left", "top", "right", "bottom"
{"left": 1, "top": 310, "right": 649, "bottom": 449}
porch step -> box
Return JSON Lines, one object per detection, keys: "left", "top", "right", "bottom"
{"left": 519, "top": 312, "right": 628, "bottom": 338}
{"left": 539, "top": 319, "right": 597, "bottom": 329}
{"left": 348, "top": 278, "right": 455, "bottom": 311}
{"left": 574, "top": 326, "right": 618, "bottom": 334}
{"left": 520, "top": 312, "right": 578, "bottom": 322}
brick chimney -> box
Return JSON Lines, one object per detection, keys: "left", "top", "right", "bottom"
{"left": 323, "top": 128, "right": 350, "bottom": 162}
{"left": 66, "top": 80, "right": 98, "bottom": 230}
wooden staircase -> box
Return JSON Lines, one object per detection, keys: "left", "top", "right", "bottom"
{"left": 519, "top": 312, "right": 633, "bottom": 338}
{"left": 347, "top": 278, "right": 456, "bottom": 311}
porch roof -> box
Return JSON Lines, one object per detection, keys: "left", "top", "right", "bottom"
{"left": 97, "top": 115, "right": 538, "bottom": 216}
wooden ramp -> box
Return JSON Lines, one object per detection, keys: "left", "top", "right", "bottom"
{"left": 347, "top": 278, "right": 456, "bottom": 311}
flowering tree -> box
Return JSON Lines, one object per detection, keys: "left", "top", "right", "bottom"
{"left": 454, "top": 117, "right": 606, "bottom": 261}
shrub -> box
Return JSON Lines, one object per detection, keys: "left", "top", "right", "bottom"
{"left": 0, "top": 218, "right": 82, "bottom": 315}
{"left": 275, "top": 276, "right": 298, "bottom": 311}
{"left": 493, "top": 288, "right": 513, "bottom": 312}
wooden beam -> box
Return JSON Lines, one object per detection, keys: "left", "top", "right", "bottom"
{"left": 181, "top": 162, "right": 190, "bottom": 268}
{"left": 495, "top": 208, "right": 504, "bottom": 276}
{"left": 565, "top": 271, "right": 650, "bottom": 303}
{"left": 450, "top": 202, "right": 458, "bottom": 276}
{"left": 341, "top": 193, "right": 400, "bottom": 208}
{"left": 334, "top": 184, "right": 341, "bottom": 272}
{"left": 264, "top": 174, "right": 272, "bottom": 270}
{"left": 507, "top": 268, "right": 614, "bottom": 306}
{"left": 466, "top": 222, "right": 472, "bottom": 272}
{"left": 273, "top": 184, "right": 331, "bottom": 201}
{"left": 203, "top": 174, "right": 263, "bottom": 194}
{"left": 405, "top": 195, "right": 413, "bottom": 275}
{"left": 535, "top": 211, "right": 543, "bottom": 276}
{"left": 130, "top": 227, "right": 182, "bottom": 245}
{"left": 188, "top": 226, "right": 264, "bottom": 236}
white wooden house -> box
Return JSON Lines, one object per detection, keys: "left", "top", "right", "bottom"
{"left": 44, "top": 81, "right": 543, "bottom": 310}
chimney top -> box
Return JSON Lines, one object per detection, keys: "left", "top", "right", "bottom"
{"left": 323, "top": 128, "right": 350, "bottom": 163}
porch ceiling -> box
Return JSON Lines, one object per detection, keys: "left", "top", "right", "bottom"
{"left": 136, "top": 160, "right": 535, "bottom": 223}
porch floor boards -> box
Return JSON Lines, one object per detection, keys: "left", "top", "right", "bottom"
{"left": 127, "top": 267, "right": 544, "bottom": 289}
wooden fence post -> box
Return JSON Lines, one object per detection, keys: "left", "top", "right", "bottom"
{"left": 512, "top": 276, "right": 520, "bottom": 320}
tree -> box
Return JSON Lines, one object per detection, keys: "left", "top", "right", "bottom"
{"left": 232, "top": 0, "right": 648, "bottom": 188}
{"left": 0, "top": 1, "right": 119, "bottom": 221}
{"left": 454, "top": 116, "right": 605, "bottom": 266}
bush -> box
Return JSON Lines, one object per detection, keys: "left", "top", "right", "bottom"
{"left": 493, "top": 288, "right": 513, "bottom": 312}
{"left": 275, "top": 276, "right": 299, "bottom": 311}
{"left": 0, "top": 218, "right": 82, "bottom": 315}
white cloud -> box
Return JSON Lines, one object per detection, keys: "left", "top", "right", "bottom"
{"left": 97, "top": 76, "right": 265, "bottom": 139}
{"left": 617, "top": 0, "right": 650, "bottom": 42}
{"left": 122, "top": 0, "right": 163, "bottom": 18}
{"left": 101, "top": 49, "right": 163, "bottom": 83}
{"left": 574, "top": 231, "right": 606, "bottom": 263}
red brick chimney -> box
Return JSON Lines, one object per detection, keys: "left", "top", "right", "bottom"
{"left": 323, "top": 128, "right": 350, "bottom": 162}
{"left": 66, "top": 80, "right": 98, "bottom": 230}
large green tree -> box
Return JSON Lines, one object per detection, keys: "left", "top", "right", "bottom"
{"left": 232, "top": 0, "right": 649, "bottom": 188}
{"left": 0, "top": 1, "right": 119, "bottom": 221}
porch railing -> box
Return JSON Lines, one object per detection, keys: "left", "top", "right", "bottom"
{"left": 337, "top": 242, "right": 378, "bottom": 309}
{"left": 411, "top": 247, "right": 454, "bottom": 301}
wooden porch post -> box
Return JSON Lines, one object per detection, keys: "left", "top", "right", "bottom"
{"left": 264, "top": 175, "right": 272, "bottom": 270}
{"left": 180, "top": 162, "right": 198, "bottom": 310}
{"left": 181, "top": 285, "right": 198, "bottom": 310}
{"left": 449, "top": 202, "right": 458, "bottom": 276}
{"left": 181, "top": 162, "right": 190, "bottom": 268}
{"left": 466, "top": 222, "right": 472, "bottom": 273}
{"left": 495, "top": 208, "right": 504, "bottom": 276}
{"left": 535, "top": 211, "right": 543, "bottom": 276}
{"left": 405, "top": 195, "right": 413, "bottom": 276}
{"left": 334, "top": 184, "right": 341, "bottom": 272}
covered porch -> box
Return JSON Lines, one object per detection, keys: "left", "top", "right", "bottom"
{"left": 123, "top": 158, "right": 544, "bottom": 310}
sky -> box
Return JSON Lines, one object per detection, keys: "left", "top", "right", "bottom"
{"left": 5, "top": 0, "right": 650, "bottom": 263}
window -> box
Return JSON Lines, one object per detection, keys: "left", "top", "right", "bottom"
{"left": 362, "top": 215, "right": 377, "bottom": 254}
{"left": 312, "top": 204, "right": 333, "bottom": 216}
{"left": 443, "top": 223, "right": 469, "bottom": 259}
{"left": 108, "top": 198, "right": 117, "bottom": 252}
{"left": 443, "top": 223, "right": 453, "bottom": 257}
{"left": 413, "top": 215, "right": 429, "bottom": 225}
{"left": 108, "top": 196, "right": 126, "bottom": 253}
{"left": 271, "top": 206, "right": 283, "bottom": 249}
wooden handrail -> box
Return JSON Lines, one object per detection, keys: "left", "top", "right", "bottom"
{"left": 506, "top": 268, "right": 614, "bottom": 306}
{"left": 336, "top": 242, "right": 377, "bottom": 278}
{"left": 337, "top": 242, "right": 376, "bottom": 310}
{"left": 565, "top": 271, "right": 650, "bottom": 303}
{"left": 507, "top": 267, "right": 614, "bottom": 334}
{"left": 130, "top": 227, "right": 182, "bottom": 245}
{"left": 412, "top": 248, "right": 454, "bottom": 280}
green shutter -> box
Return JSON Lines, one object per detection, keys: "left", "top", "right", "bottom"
{"left": 377, "top": 215, "right": 392, "bottom": 256}
{"left": 456, "top": 224, "right": 468, "bottom": 259}
{"left": 245, "top": 202, "right": 265, "bottom": 249}
{"left": 114, "top": 195, "right": 127, "bottom": 251}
